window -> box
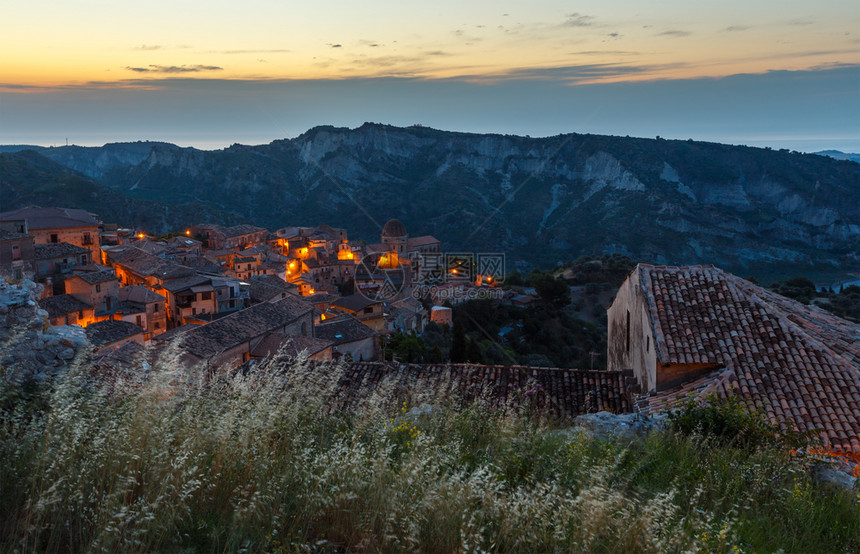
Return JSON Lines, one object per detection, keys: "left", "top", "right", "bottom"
{"left": 625, "top": 310, "right": 631, "bottom": 353}
{"left": 154, "top": 322, "right": 160, "bottom": 329}
{"left": 152, "top": 303, "right": 158, "bottom": 312}
{"left": 646, "top": 335, "right": 650, "bottom": 353}
{"left": 50, "top": 234, "right": 58, "bottom": 243}
{"left": 95, "top": 284, "right": 101, "bottom": 293}
{"left": 364, "top": 307, "right": 374, "bottom": 314}
{"left": 301, "top": 322, "right": 307, "bottom": 336}
{"left": 11, "top": 246, "right": 20, "bottom": 261}
{"left": 201, "top": 291, "right": 212, "bottom": 300}
{"left": 78, "top": 311, "right": 83, "bottom": 319}
{"left": 136, "top": 315, "right": 142, "bottom": 326}
{"left": 192, "top": 308, "right": 197, "bottom": 315}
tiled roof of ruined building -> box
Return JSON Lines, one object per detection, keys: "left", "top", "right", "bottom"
{"left": 39, "top": 294, "right": 93, "bottom": 319}
{"left": 635, "top": 264, "right": 860, "bottom": 454}
{"left": 173, "top": 295, "right": 314, "bottom": 359}
{"left": 0, "top": 228, "right": 32, "bottom": 241}
{"left": 252, "top": 361, "right": 632, "bottom": 417}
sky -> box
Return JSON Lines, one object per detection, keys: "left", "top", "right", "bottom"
{"left": 1, "top": 0, "right": 858, "bottom": 151}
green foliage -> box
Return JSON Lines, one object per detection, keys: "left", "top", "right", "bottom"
{"left": 667, "top": 395, "right": 812, "bottom": 450}
{"left": 533, "top": 274, "right": 571, "bottom": 306}
{"left": 453, "top": 299, "right": 606, "bottom": 369}
{"left": 770, "top": 276, "right": 817, "bottom": 304}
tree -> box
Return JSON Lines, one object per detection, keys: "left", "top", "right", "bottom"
{"left": 534, "top": 275, "right": 570, "bottom": 306}
{"left": 450, "top": 319, "right": 467, "bottom": 363}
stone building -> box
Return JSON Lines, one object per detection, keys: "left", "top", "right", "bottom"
{"left": 0, "top": 206, "right": 101, "bottom": 259}
{"left": 608, "top": 264, "right": 860, "bottom": 454}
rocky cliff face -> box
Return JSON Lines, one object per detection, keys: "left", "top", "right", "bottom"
{"left": 5, "top": 124, "right": 860, "bottom": 276}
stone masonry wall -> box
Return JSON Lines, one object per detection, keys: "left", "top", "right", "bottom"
{"left": 0, "top": 279, "right": 90, "bottom": 384}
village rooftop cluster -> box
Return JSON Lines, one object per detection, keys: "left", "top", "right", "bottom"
{"left": 0, "top": 206, "right": 507, "bottom": 365}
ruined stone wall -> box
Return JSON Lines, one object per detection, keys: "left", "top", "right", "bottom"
{"left": 0, "top": 279, "right": 89, "bottom": 384}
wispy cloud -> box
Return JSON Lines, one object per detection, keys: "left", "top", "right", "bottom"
{"left": 125, "top": 65, "right": 223, "bottom": 73}
{"left": 788, "top": 17, "right": 814, "bottom": 26}
{"left": 211, "top": 49, "right": 290, "bottom": 55}
{"left": 458, "top": 62, "right": 689, "bottom": 84}
{"left": 569, "top": 50, "right": 639, "bottom": 56}
{"left": 657, "top": 30, "right": 691, "bottom": 37}
{"left": 724, "top": 26, "right": 750, "bottom": 32}
{"left": 563, "top": 13, "right": 596, "bottom": 28}
{"left": 133, "top": 44, "right": 162, "bottom": 51}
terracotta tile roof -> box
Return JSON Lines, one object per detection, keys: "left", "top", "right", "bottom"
{"left": 331, "top": 294, "right": 380, "bottom": 312}
{"left": 250, "top": 332, "right": 333, "bottom": 358}
{"left": 179, "top": 256, "right": 226, "bottom": 275}
{"left": 33, "top": 242, "right": 90, "bottom": 260}
{"left": 39, "top": 294, "right": 93, "bottom": 319}
{"left": 173, "top": 296, "right": 315, "bottom": 359}
{"left": 223, "top": 224, "right": 267, "bottom": 238}
{"left": 270, "top": 362, "right": 632, "bottom": 417}
{"left": 119, "top": 285, "right": 166, "bottom": 305}
{"left": 0, "top": 206, "right": 100, "bottom": 229}
{"left": 160, "top": 274, "right": 212, "bottom": 293}
{"left": 69, "top": 270, "right": 118, "bottom": 285}
{"left": 249, "top": 275, "right": 297, "bottom": 303}
{"left": 635, "top": 264, "right": 860, "bottom": 453}
{"left": 315, "top": 315, "right": 378, "bottom": 345}
{"left": 109, "top": 247, "right": 195, "bottom": 281}
{"left": 85, "top": 320, "right": 144, "bottom": 347}
{"left": 407, "top": 235, "right": 441, "bottom": 248}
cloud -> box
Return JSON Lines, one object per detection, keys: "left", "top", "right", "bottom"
{"left": 657, "top": 30, "right": 691, "bottom": 37}
{"left": 125, "top": 65, "right": 223, "bottom": 73}
{"left": 570, "top": 50, "right": 639, "bottom": 56}
{"left": 329, "top": 44, "right": 342, "bottom": 48}
{"left": 788, "top": 17, "right": 814, "bottom": 26}
{"left": 213, "top": 49, "right": 290, "bottom": 55}
{"left": 724, "top": 26, "right": 750, "bottom": 32}
{"left": 459, "top": 62, "right": 689, "bottom": 84}
{"left": 133, "top": 44, "right": 162, "bottom": 51}
{"left": 563, "top": 13, "right": 596, "bottom": 28}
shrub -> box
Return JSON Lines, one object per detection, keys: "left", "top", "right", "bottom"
{"left": 667, "top": 395, "right": 811, "bottom": 449}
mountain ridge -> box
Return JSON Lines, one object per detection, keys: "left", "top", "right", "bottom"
{"left": 2, "top": 124, "right": 858, "bottom": 279}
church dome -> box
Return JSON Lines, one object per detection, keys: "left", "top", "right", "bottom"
{"left": 382, "top": 219, "right": 408, "bottom": 238}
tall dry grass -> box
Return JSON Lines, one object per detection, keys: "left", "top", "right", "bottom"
{"left": 1, "top": 350, "right": 858, "bottom": 553}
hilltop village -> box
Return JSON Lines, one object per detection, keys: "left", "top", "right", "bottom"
{"left": 1, "top": 206, "right": 859, "bottom": 460}
{"left": 0, "top": 206, "right": 504, "bottom": 365}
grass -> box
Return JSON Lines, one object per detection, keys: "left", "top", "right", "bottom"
{"left": 1, "top": 354, "right": 858, "bottom": 553}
